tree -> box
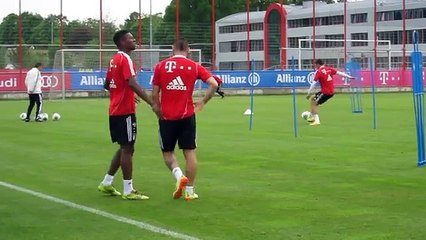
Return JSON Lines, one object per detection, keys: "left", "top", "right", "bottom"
{"left": 20, "top": 12, "right": 44, "bottom": 44}
{"left": 0, "top": 14, "right": 18, "bottom": 44}
{"left": 121, "top": 12, "right": 163, "bottom": 45}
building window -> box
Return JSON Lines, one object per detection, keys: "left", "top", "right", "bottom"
{"left": 407, "top": 8, "right": 426, "bottom": 19}
{"left": 315, "top": 34, "right": 344, "bottom": 48}
{"left": 351, "top": 33, "right": 368, "bottom": 46}
{"left": 219, "top": 61, "right": 263, "bottom": 70}
{"left": 219, "top": 42, "right": 231, "bottom": 53}
{"left": 378, "top": 8, "right": 426, "bottom": 22}
{"left": 251, "top": 40, "right": 264, "bottom": 51}
{"left": 378, "top": 29, "right": 426, "bottom": 45}
{"left": 288, "top": 15, "right": 343, "bottom": 28}
{"left": 250, "top": 23, "right": 264, "bottom": 31}
{"left": 219, "top": 40, "right": 264, "bottom": 53}
{"left": 351, "top": 13, "right": 368, "bottom": 23}
{"left": 288, "top": 37, "right": 308, "bottom": 48}
{"left": 219, "top": 23, "right": 264, "bottom": 34}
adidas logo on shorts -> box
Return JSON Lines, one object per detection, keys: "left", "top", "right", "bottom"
{"left": 166, "top": 76, "right": 187, "bottom": 91}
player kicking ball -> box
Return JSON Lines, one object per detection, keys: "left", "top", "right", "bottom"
{"left": 306, "top": 59, "right": 354, "bottom": 126}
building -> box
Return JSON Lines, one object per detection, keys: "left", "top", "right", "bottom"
{"left": 215, "top": 0, "right": 426, "bottom": 70}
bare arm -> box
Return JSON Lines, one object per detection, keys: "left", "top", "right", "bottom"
{"left": 336, "top": 71, "right": 353, "bottom": 79}
{"left": 128, "top": 77, "right": 153, "bottom": 106}
{"left": 202, "top": 77, "right": 219, "bottom": 104}
{"left": 152, "top": 85, "right": 161, "bottom": 108}
{"left": 307, "top": 81, "right": 317, "bottom": 96}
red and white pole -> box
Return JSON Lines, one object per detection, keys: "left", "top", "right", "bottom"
{"left": 211, "top": 0, "right": 216, "bottom": 70}
{"left": 246, "top": 0, "right": 250, "bottom": 70}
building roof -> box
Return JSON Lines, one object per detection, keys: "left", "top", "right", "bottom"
{"left": 216, "top": 11, "right": 266, "bottom": 25}
{"left": 216, "top": 0, "right": 425, "bottom": 24}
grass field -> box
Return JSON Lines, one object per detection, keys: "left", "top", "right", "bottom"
{"left": 0, "top": 93, "right": 425, "bottom": 240}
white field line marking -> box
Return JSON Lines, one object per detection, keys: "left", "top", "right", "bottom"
{"left": 0, "top": 181, "right": 199, "bottom": 240}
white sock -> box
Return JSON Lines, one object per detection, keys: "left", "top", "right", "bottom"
{"left": 123, "top": 179, "right": 134, "bottom": 195}
{"left": 185, "top": 186, "right": 194, "bottom": 194}
{"left": 314, "top": 114, "right": 320, "bottom": 123}
{"left": 172, "top": 167, "right": 183, "bottom": 181}
{"left": 101, "top": 174, "right": 114, "bottom": 185}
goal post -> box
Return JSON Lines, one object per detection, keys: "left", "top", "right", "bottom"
{"left": 280, "top": 39, "right": 392, "bottom": 70}
{"left": 50, "top": 48, "right": 203, "bottom": 100}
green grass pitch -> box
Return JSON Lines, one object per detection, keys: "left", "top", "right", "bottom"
{"left": 0, "top": 93, "right": 425, "bottom": 240}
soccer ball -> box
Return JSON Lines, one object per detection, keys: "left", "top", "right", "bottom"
{"left": 19, "top": 112, "right": 27, "bottom": 120}
{"left": 40, "top": 113, "right": 48, "bottom": 121}
{"left": 301, "top": 111, "right": 313, "bottom": 121}
{"left": 52, "top": 113, "right": 61, "bottom": 121}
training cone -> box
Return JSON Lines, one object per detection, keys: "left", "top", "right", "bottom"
{"left": 244, "top": 109, "right": 253, "bottom": 116}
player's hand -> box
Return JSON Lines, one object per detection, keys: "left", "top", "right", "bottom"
{"left": 213, "top": 76, "right": 225, "bottom": 98}
{"left": 194, "top": 101, "right": 205, "bottom": 113}
{"left": 151, "top": 103, "right": 162, "bottom": 119}
{"left": 216, "top": 87, "right": 225, "bottom": 98}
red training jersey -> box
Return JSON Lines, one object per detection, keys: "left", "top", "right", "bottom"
{"left": 314, "top": 66, "right": 337, "bottom": 95}
{"left": 152, "top": 55, "right": 212, "bottom": 120}
{"left": 106, "top": 51, "right": 137, "bottom": 116}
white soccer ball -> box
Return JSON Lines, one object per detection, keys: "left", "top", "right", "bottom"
{"left": 19, "top": 112, "right": 27, "bottom": 120}
{"left": 52, "top": 113, "right": 61, "bottom": 121}
{"left": 301, "top": 111, "right": 312, "bottom": 121}
{"left": 40, "top": 113, "right": 48, "bottom": 121}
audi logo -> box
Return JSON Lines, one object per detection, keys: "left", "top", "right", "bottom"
{"left": 41, "top": 75, "right": 59, "bottom": 88}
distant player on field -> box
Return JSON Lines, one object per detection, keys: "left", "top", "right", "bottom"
{"left": 152, "top": 39, "right": 218, "bottom": 200}
{"left": 306, "top": 59, "right": 354, "bottom": 126}
{"left": 24, "top": 62, "right": 43, "bottom": 122}
{"left": 98, "top": 30, "right": 161, "bottom": 200}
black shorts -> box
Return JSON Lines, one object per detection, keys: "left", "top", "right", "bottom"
{"left": 159, "top": 115, "right": 196, "bottom": 152}
{"left": 109, "top": 114, "right": 137, "bottom": 146}
{"left": 314, "top": 92, "right": 334, "bottom": 105}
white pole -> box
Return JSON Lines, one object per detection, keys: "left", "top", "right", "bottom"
{"left": 150, "top": 0, "right": 154, "bottom": 70}
{"left": 298, "top": 39, "right": 302, "bottom": 70}
{"left": 150, "top": 0, "right": 153, "bottom": 49}
{"left": 61, "top": 50, "right": 65, "bottom": 100}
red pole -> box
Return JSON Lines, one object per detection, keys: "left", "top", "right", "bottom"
{"left": 60, "top": 0, "right": 63, "bottom": 49}
{"left": 312, "top": 0, "right": 316, "bottom": 65}
{"left": 402, "top": 0, "right": 406, "bottom": 70}
{"left": 246, "top": 0, "right": 250, "bottom": 70}
{"left": 176, "top": 0, "right": 180, "bottom": 40}
{"left": 373, "top": 0, "right": 377, "bottom": 70}
{"left": 138, "top": 0, "right": 143, "bottom": 69}
{"left": 344, "top": 0, "right": 347, "bottom": 67}
{"left": 18, "top": 0, "right": 23, "bottom": 80}
{"left": 279, "top": 0, "right": 284, "bottom": 69}
{"left": 211, "top": 0, "right": 216, "bottom": 70}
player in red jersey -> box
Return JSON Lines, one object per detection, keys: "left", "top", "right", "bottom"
{"left": 98, "top": 30, "right": 160, "bottom": 200}
{"left": 306, "top": 59, "right": 353, "bottom": 126}
{"left": 152, "top": 39, "right": 218, "bottom": 200}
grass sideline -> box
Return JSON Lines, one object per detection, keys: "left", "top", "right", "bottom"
{"left": 0, "top": 93, "right": 425, "bottom": 240}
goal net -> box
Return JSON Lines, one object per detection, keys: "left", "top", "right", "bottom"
{"left": 50, "top": 48, "right": 202, "bottom": 100}
{"left": 281, "top": 39, "right": 392, "bottom": 70}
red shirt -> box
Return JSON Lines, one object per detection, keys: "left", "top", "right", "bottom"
{"left": 106, "top": 52, "right": 137, "bottom": 116}
{"left": 152, "top": 55, "right": 212, "bottom": 120}
{"left": 314, "top": 66, "right": 337, "bottom": 95}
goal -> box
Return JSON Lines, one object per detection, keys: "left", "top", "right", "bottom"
{"left": 50, "top": 48, "right": 203, "bottom": 100}
{"left": 280, "top": 39, "right": 392, "bottom": 70}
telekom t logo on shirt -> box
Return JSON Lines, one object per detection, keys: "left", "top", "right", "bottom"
{"left": 165, "top": 61, "right": 177, "bottom": 73}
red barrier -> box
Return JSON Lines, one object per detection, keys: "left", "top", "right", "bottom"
{"left": 0, "top": 70, "right": 72, "bottom": 92}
